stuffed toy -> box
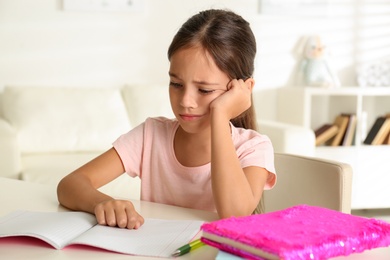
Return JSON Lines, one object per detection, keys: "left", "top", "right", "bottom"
{"left": 295, "top": 35, "right": 340, "bottom": 87}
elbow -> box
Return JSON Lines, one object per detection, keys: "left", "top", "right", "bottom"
{"left": 216, "top": 196, "right": 262, "bottom": 219}
{"left": 56, "top": 175, "right": 75, "bottom": 208}
{"left": 218, "top": 212, "right": 239, "bottom": 219}
{"left": 217, "top": 205, "right": 256, "bottom": 219}
{"left": 56, "top": 178, "right": 67, "bottom": 205}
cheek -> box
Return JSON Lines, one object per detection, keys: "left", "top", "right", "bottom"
{"left": 204, "top": 92, "right": 223, "bottom": 106}
{"left": 211, "top": 91, "right": 225, "bottom": 100}
{"left": 169, "top": 88, "right": 178, "bottom": 101}
{"left": 168, "top": 90, "right": 178, "bottom": 109}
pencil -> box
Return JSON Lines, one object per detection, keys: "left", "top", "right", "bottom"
{"left": 171, "top": 239, "right": 205, "bottom": 257}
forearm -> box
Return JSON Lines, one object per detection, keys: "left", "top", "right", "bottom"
{"left": 57, "top": 174, "right": 113, "bottom": 213}
{"left": 210, "top": 110, "right": 258, "bottom": 218}
{"left": 57, "top": 148, "right": 127, "bottom": 213}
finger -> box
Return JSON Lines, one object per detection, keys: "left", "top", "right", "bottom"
{"left": 236, "top": 78, "right": 250, "bottom": 90}
{"left": 125, "top": 208, "right": 144, "bottom": 229}
{"left": 238, "top": 79, "right": 248, "bottom": 90}
{"left": 238, "top": 78, "right": 250, "bottom": 89}
{"left": 115, "top": 209, "right": 129, "bottom": 228}
{"left": 94, "top": 205, "right": 107, "bottom": 226}
{"left": 104, "top": 208, "right": 117, "bottom": 227}
{"left": 226, "top": 79, "right": 236, "bottom": 90}
{"left": 127, "top": 216, "right": 139, "bottom": 229}
{"left": 134, "top": 215, "right": 145, "bottom": 229}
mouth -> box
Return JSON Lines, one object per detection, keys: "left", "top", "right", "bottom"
{"left": 179, "top": 114, "right": 203, "bottom": 121}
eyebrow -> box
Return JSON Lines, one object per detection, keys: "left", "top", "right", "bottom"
{"left": 169, "top": 72, "right": 220, "bottom": 86}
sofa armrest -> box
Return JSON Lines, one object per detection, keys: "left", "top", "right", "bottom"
{"left": 0, "top": 118, "right": 21, "bottom": 179}
{"left": 258, "top": 120, "right": 316, "bottom": 156}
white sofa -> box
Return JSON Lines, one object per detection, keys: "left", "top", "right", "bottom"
{"left": 0, "top": 85, "right": 315, "bottom": 199}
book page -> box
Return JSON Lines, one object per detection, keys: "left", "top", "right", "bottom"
{"left": 0, "top": 211, "right": 96, "bottom": 249}
{"left": 70, "top": 218, "right": 204, "bottom": 257}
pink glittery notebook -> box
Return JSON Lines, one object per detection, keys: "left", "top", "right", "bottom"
{"left": 201, "top": 205, "right": 390, "bottom": 260}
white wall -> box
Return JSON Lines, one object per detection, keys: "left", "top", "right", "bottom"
{"left": 1, "top": 0, "right": 389, "bottom": 119}
{"left": 0, "top": 0, "right": 257, "bottom": 87}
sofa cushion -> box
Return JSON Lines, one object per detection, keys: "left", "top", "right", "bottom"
{"left": 21, "top": 152, "right": 141, "bottom": 200}
{"left": 258, "top": 120, "right": 316, "bottom": 156}
{"left": 0, "top": 118, "right": 20, "bottom": 179}
{"left": 2, "top": 86, "right": 131, "bottom": 153}
{"left": 122, "top": 84, "right": 174, "bottom": 126}
{"left": 21, "top": 152, "right": 102, "bottom": 184}
{"left": 0, "top": 92, "right": 4, "bottom": 117}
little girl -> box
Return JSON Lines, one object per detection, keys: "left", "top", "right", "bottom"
{"left": 57, "top": 9, "right": 276, "bottom": 229}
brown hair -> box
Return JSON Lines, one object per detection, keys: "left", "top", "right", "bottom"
{"left": 167, "top": 9, "right": 258, "bottom": 131}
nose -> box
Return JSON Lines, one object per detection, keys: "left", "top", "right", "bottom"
{"left": 180, "top": 88, "right": 197, "bottom": 109}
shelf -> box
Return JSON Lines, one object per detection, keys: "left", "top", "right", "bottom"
{"left": 315, "top": 143, "right": 390, "bottom": 154}
{"left": 277, "top": 86, "right": 390, "bottom": 146}
{"left": 277, "top": 86, "right": 390, "bottom": 209}
{"left": 297, "top": 86, "right": 390, "bottom": 96}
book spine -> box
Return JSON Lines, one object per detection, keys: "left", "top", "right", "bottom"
{"left": 364, "top": 116, "right": 387, "bottom": 145}
{"left": 372, "top": 118, "right": 390, "bottom": 145}
{"left": 331, "top": 114, "right": 350, "bottom": 146}
{"left": 315, "top": 124, "right": 339, "bottom": 146}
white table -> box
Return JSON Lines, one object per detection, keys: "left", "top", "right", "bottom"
{"left": 0, "top": 177, "right": 219, "bottom": 259}
{"left": 0, "top": 177, "right": 389, "bottom": 259}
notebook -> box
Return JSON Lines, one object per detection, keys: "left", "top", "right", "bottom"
{"left": 201, "top": 205, "right": 390, "bottom": 260}
{"left": 0, "top": 210, "right": 203, "bottom": 257}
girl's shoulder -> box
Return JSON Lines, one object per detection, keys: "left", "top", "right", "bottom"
{"left": 231, "top": 124, "right": 274, "bottom": 154}
{"left": 231, "top": 124, "right": 271, "bottom": 144}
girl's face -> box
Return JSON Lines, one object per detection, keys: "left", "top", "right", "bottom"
{"left": 169, "top": 46, "right": 230, "bottom": 134}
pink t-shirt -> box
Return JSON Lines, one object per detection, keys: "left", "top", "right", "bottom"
{"left": 113, "top": 117, "right": 276, "bottom": 212}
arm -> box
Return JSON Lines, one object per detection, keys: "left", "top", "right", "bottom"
{"left": 57, "top": 148, "right": 144, "bottom": 229}
{"left": 210, "top": 79, "right": 269, "bottom": 218}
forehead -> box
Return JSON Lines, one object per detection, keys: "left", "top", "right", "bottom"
{"left": 169, "top": 46, "right": 227, "bottom": 78}
{"left": 170, "top": 46, "right": 213, "bottom": 65}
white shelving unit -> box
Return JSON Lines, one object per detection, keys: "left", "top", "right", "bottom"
{"left": 277, "top": 86, "right": 390, "bottom": 209}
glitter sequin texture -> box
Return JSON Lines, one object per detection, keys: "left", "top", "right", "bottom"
{"left": 201, "top": 205, "right": 390, "bottom": 259}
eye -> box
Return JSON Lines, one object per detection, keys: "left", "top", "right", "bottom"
{"left": 198, "top": 89, "right": 215, "bottom": 95}
{"left": 169, "top": 81, "right": 183, "bottom": 89}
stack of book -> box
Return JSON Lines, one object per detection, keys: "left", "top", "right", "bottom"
{"left": 314, "top": 113, "right": 357, "bottom": 146}
{"left": 363, "top": 114, "right": 390, "bottom": 145}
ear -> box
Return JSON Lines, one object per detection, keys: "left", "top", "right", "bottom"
{"left": 245, "top": 78, "right": 255, "bottom": 92}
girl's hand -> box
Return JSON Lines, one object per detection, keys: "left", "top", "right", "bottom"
{"left": 94, "top": 199, "right": 144, "bottom": 229}
{"left": 210, "top": 78, "right": 253, "bottom": 120}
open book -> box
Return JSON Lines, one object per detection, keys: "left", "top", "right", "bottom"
{"left": 201, "top": 205, "right": 390, "bottom": 260}
{"left": 0, "top": 210, "right": 203, "bottom": 257}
